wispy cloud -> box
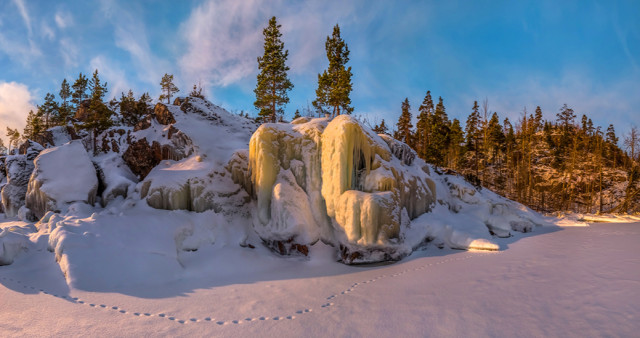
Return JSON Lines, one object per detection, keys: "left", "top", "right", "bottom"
{"left": 59, "top": 38, "right": 78, "bottom": 68}
{"left": 54, "top": 10, "right": 73, "bottom": 29}
{"left": 461, "top": 70, "right": 640, "bottom": 137}
{"left": 12, "top": 0, "right": 31, "bottom": 36}
{"left": 177, "top": 0, "right": 365, "bottom": 90}
{"left": 0, "top": 81, "right": 36, "bottom": 144}
{"left": 99, "top": 0, "right": 168, "bottom": 88}
{"left": 89, "top": 56, "right": 133, "bottom": 100}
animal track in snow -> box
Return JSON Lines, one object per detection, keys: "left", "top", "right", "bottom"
{"left": 0, "top": 251, "right": 499, "bottom": 327}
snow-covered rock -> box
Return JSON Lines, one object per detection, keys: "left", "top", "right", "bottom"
{"left": 94, "top": 153, "right": 138, "bottom": 206}
{"left": 136, "top": 97, "right": 256, "bottom": 214}
{"left": 1, "top": 141, "right": 42, "bottom": 217}
{"left": 25, "top": 141, "right": 98, "bottom": 219}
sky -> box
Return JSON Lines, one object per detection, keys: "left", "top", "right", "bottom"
{"left": 0, "top": 0, "right": 639, "bottom": 146}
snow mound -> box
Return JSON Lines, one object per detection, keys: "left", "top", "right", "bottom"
{"left": 0, "top": 222, "right": 35, "bottom": 265}
{"left": 25, "top": 141, "right": 98, "bottom": 219}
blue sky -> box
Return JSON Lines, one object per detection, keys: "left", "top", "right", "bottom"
{"left": 1, "top": 0, "right": 639, "bottom": 145}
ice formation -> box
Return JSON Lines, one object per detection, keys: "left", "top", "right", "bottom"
{"left": 248, "top": 115, "right": 438, "bottom": 261}
{"left": 25, "top": 141, "right": 98, "bottom": 219}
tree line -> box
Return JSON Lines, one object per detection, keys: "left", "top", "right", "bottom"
{"left": 5, "top": 69, "right": 201, "bottom": 153}
{"left": 384, "top": 94, "right": 640, "bottom": 213}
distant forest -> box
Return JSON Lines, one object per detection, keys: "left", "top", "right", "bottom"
{"left": 379, "top": 93, "right": 640, "bottom": 214}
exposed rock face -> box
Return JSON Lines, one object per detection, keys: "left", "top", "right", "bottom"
{"left": 249, "top": 115, "right": 436, "bottom": 262}
{"left": 154, "top": 103, "right": 176, "bottom": 125}
{"left": 25, "top": 141, "right": 98, "bottom": 219}
{"left": 122, "top": 130, "right": 194, "bottom": 180}
{"left": 1, "top": 141, "right": 43, "bottom": 217}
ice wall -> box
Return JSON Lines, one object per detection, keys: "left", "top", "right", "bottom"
{"left": 249, "top": 115, "right": 437, "bottom": 260}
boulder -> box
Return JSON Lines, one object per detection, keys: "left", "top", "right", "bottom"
{"left": 25, "top": 141, "right": 98, "bottom": 219}
{"left": 154, "top": 103, "right": 176, "bottom": 125}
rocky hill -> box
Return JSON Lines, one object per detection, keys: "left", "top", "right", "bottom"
{"left": 1, "top": 97, "right": 547, "bottom": 282}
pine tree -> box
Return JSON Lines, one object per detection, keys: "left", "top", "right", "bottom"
{"left": 58, "top": 79, "right": 72, "bottom": 125}
{"left": 448, "top": 118, "right": 465, "bottom": 169}
{"left": 556, "top": 104, "right": 576, "bottom": 133}
{"left": 394, "top": 98, "right": 413, "bottom": 145}
{"left": 120, "top": 90, "right": 139, "bottom": 126}
{"left": 416, "top": 91, "right": 434, "bottom": 159}
{"left": 486, "top": 112, "right": 505, "bottom": 160}
{"left": 254, "top": 17, "right": 293, "bottom": 123}
{"left": 465, "top": 101, "right": 482, "bottom": 178}
{"left": 373, "top": 119, "right": 389, "bottom": 135}
{"left": 159, "top": 73, "right": 179, "bottom": 104}
{"left": 189, "top": 83, "right": 205, "bottom": 99}
{"left": 71, "top": 72, "right": 89, "bottom": 110}
{"left": 293, "top": 109, "right": 301, "bottom": 119}
{"left": 426, "top": 97, "right": 450, "bottom": 167}
{"left": 41, "top": 93, "right": 58, "bottom": 129}
{"left": 5, "top": 127, "right": 20, "bottom": 151}
{"left": 23, "top": 110, "right": 44, "bottom": 140}
{"left": 313, "top": 24, "right": 353, "bottom": 116}
{"left": 533, "top": 106, "right": 543, "bottom": 133}
{"left": 83, "top": 70, "right": 113, "bottom": 152}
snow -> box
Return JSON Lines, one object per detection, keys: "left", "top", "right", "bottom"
{"left": 4, "top": 97, "right": 635, "bottom": 335}
{"left": 1, "top": 216, "right": 638, "bottom": 336}
{"left": 25, "top": 141, "right": 98, "bottom": 219}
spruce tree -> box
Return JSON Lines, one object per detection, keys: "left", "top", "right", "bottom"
{"left": 159, "top": 73, "right": 179, "bottom": 104}
{"left": 254, "top": 16, "right": 293, "bottom": 123}
{"left": 394, "top": 98, "right": 413, "bottom": 145}
{"left": 313, "top": 24, "right": 353, "bottom": 116}
{"left": 293, "top": 109, "right": 301, "bottom": 119}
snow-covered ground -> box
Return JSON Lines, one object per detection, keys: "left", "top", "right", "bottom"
{"left": 1, "top": 215, "right": 638, "bottom": 337}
